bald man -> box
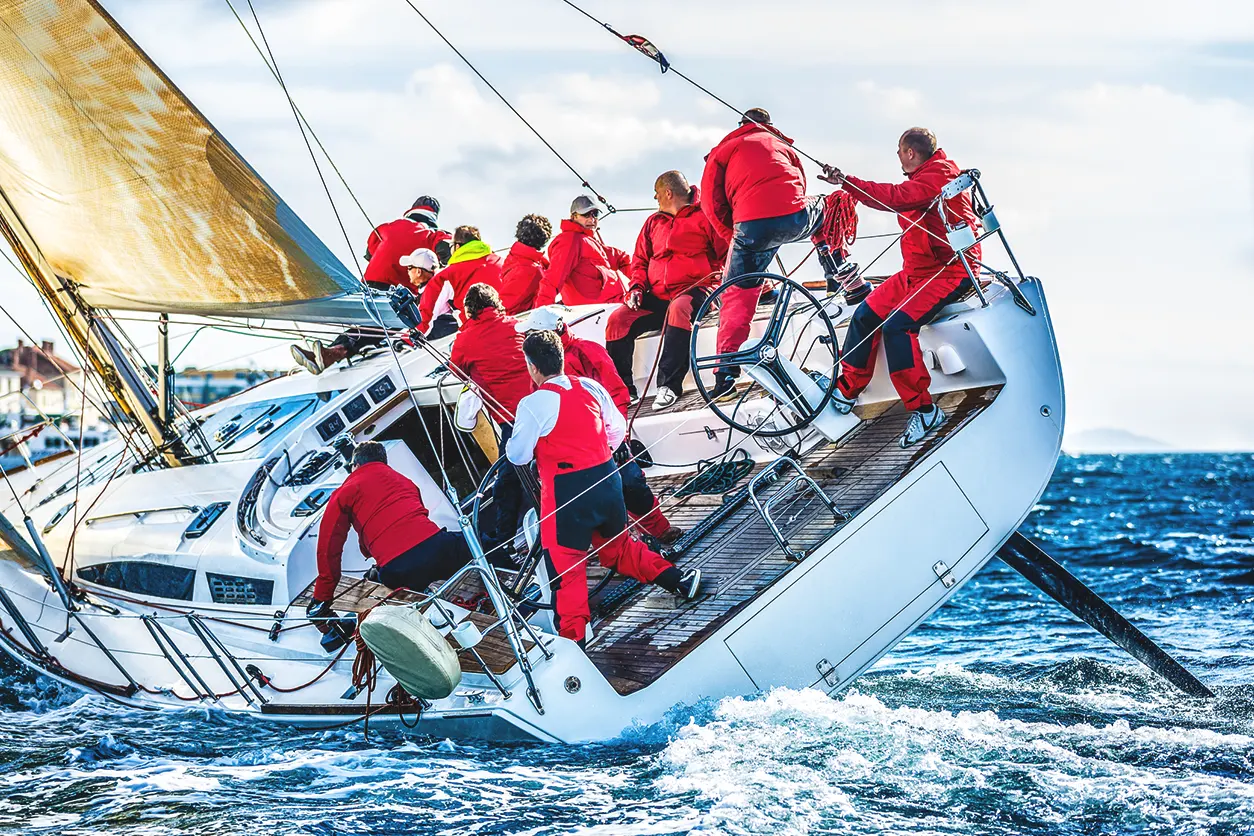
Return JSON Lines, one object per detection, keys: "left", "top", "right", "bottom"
{"left": 604, "top": 171, "right": 728, "bottom": 410}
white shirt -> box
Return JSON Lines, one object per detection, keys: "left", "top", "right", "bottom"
{"left": 431, "top": 281, "right": 455, "bottom": 319}
{"left": 506, "top": 375, "right": 626, "bottom": 466}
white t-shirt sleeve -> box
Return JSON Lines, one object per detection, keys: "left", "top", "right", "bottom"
{"left": 505, "top": 389, "right": 560, "bottom": 465}
{"left": 433, "top": 282, "right": 455, "bottom": 318}
{"left": 578, "top": 377, "right": 626, "bottom": 451}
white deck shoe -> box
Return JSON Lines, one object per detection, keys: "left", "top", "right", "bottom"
{"left": 653, "top": 387, "right": 679, "bottom": 410}
{"left": 900, "top": 405, "right": 947, "bottom": 448}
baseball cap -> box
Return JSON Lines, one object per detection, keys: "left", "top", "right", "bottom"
{"left": 570, "top": 195, "right": 600, "bottom": 216}
{"left": 516, "top": 305, "right": 567, "bottom": 333}
{"left": 398, "top": 248, "right": 439, "bottom": 271}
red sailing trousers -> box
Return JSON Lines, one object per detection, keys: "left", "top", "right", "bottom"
{"left": 836, "top": 270, "right": 965, "bottom": 412}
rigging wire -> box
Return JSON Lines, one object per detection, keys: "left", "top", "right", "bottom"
{"left": 220, "top": 0, "right": 375, "bottom": 234}
{"left": 241, "top": 0, "right": 365, "bottom": 280}
{"left": 395, "top": 0, "right": 617, "bottom": 213}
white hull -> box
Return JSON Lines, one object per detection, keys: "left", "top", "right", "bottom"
{"left": 0, "top": 280, "right": 1063, "bottom": 743}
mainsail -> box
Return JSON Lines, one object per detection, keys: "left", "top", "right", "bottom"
{"left": 0, "top": 0, "right": 361, "bottom": 317}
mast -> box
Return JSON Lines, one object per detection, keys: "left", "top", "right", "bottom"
{"left": 0, "top": 187, "right": 186, "bottom": 466}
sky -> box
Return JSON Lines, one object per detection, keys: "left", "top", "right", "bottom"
{"left": 1, "top": 0, "right": 1253, "bottom": 450}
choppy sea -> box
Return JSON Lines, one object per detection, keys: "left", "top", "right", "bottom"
{"left": 2, "top": 453, "right": 1252, "bottom": 835}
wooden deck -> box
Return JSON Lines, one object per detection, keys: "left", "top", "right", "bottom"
{"left": 586, "top": 384, "right": 1001, "bottom": 694}
{"left": 292, "top": 576, "right": 531, "bottom": 676}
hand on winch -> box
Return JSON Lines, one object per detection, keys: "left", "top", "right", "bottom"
{"left": 625, "top": 287, "right": 644, "bottom": 311}
{"left": 306, "top": 599, "right": 357, "bottom": 654}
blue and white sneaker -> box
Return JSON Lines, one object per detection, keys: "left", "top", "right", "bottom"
{"left": 900, "top": 406, "right": 946, "bottom": 448}
{"left": 831, "top": 389, "right": 857, "bottom": 415}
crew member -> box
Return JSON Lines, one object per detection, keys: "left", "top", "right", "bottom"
{"left": 535, "top": 196, "right": 631, "bottom": 307}
{"left": 363, "top": 196, "right": 452, "bottom": 288}
{"left": 700, "top": 109, "right": 825, "bottom": 400}
{"left": 307, "top": 441, "right": 473, "bottom": 641}
{"left": 291, "top": 247, "right": 451, "bottom": 375}
{"left": 519, "top": 306, "right": 683, "bottom": 546}
{"left": 820, "top": 127, "right": 979, "bottom": 447}
{"left": 501, "top": 214, "right": 553, "bottom": 315}
{"left": 605, "top": 171, "right": 727, "bottom": 410}
{"left": 449, "top": 284, "right": 534, "bottom": 551}
{"left": 506, "top": 330, "right": 700, "bottom": 642}
{"left": 419, "top": 225, "right": 505, "bottom": 335}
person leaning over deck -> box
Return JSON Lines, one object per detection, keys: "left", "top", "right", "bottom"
{"left": 291, "top": 247, "right": 452, "bottom": 375}
{"left": 418, "top": 225, "right": 505, "bottom": 336}
{"left": 700, "top": 108, "right": 826, "bottom": 402}
{"left": 534, "top": 196, "right": 631, "bottom": 307}
{"left": 363, "top": 196, "right": 452, "bottom": 288}
{"left": 307, "top": 441, "right": 473, "bottom": 638}
{"left": 819, "top": 127, "right": 980, "bottom": 448}
{"left": 500, "top": 213, "right": 553, "bottom": 315}
{"left": 505, "top": 330, "right": 700, "bottom": 643}
{"left": 448, "top": 283, "right": 534, "bottom": 553}
{"left": 604, "top": 170, "right": 727, "bottom": 410}
{"left": 518, "top": 306, "right": 683, "bottom": 546}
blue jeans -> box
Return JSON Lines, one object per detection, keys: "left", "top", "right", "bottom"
{"left": 725, "top": 195, "right": 825, "bottom": 285}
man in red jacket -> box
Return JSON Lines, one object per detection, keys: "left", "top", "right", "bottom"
{"left": 307, "top": 441, "right": 472, "bottom": 647}
{"left": 506, "top": 330, "right": 700, "bottom": 643}
{"left": 449, "top": 284, "right": 534, "bottom": 552}
{"left": 535, "top": 196, "right": 631, "bottom": 307}
{"left": 501, "top": 214, "right": 553, "bottom": 315}
{"left": 363, "top": 196, "right": 452, "bottom": 288}
{"left": 700, "top": 109, "right": 826, "bottom": 401}
{"left": 519, "top": 306, "right": 682, "bottom": 546}
{"left": 419, "top": 225, "right": 505, "bottom": 334}
{"left": 820, "top": 128, "right": 979, "bottom": 448}
{"left": 605, "top": 171, "right": 727, "bottom": 410}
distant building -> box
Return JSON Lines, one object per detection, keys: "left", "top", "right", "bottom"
{"left": 174, "top": 367, "right": 283, "bottom": 408}
{"left": 0, "top": 339, "right": 98, "bottom": 423}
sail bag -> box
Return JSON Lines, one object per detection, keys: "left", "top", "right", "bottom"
{"left": 357, "top": 604, "right": 462, "bottom": 701}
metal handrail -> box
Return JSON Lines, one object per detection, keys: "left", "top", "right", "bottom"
{"left": 85, "top": 504, "right": 201, "bottom": 526}
{"left": 748, "top": 454, "right": 847, "bottom": 562}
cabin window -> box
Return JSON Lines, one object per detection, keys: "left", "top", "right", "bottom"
{"left": 77, "top": 561, "right": 195, "bottom": 600}
{"left": 198, "top": 394, "right": 326, "bottom": 459}
{"left": 205, "top": 572, "right": 274, "bottom": 606}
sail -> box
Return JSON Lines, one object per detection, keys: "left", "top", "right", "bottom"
{"left": 0, "top": 0, "right": 361, "bottom": 317}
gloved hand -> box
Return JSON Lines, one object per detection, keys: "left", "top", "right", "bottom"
{"left": 626, "top": 287, "right": 644, "bottom": 311}
{"left": 612, "top": 442, "right": 632, "bottom": 466}
{"left": 306, "top": 599, "right": 356, "bottom": 653}
{"left": 306, "top": 599, "right": 336, "bottom": 629}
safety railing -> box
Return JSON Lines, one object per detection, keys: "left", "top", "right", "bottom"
{"left": 748, "top": 454, "right": 847, "bottom": 562}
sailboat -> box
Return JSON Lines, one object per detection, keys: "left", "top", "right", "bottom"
{"left": 0, "top": 0, "right": 1209, "bottom": 744}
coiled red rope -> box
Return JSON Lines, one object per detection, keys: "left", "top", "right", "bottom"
{"left": 814, "top": 191, "right": 859, "bottom": 255}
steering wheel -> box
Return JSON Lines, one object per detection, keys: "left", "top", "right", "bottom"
{"left": 690, "top": 272, "right": 841, "bottom": 437}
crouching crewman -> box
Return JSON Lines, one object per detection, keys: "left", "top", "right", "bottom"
{"left": 306, "top": 442, "right": 473, "bottom": 648}
{"left": 506, "top": 331, "right": 701, "bottom": 643}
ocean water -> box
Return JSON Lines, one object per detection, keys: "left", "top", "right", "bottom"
{"left": 2, "top": 453, "right": 1252, "bottom": 835}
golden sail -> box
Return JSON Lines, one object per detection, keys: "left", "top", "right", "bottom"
{"left": 0, "top": 0, "right": 359, "bottom": 316}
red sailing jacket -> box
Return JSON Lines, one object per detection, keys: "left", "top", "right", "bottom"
{"left": 534, "top": 378, "right": 612, "bottom": 503}
{"left": 500, "top": 242, "right": 549, "bottom": 315}
{"left": 560, "top": 332, "right": 631, "bottom": 420}
{"left": 842, "top": 149, "right": 980, "bottom": 282}
{"left": 314, "top": 462, "right": 441, "bottom": 601}
{"left": 419, "top": 248, "right": 505, "bottom": 328}
{"left": 700, "top": 123, "right": 807, "bottom": 237}
{"left": 536, "top": 220, "right": 631, "bottom": 307}
{"left": 448, "top": 307, "right": 532, "bottom": 423}
{"left": 630, "top": 188, "right": 729, "bottom": 300}
{"left": 363, "top": 217, "right": 452, "bottom": 291}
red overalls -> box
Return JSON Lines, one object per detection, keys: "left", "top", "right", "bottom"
{"left": 536, "top": 378, "right": 674, "bottom": 641}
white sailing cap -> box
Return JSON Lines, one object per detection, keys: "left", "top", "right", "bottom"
{"left": 398, "top": 248, "right": 439, "bottom": 271}
{"left": 517, "top": 305, "right": 567, "bottom": 333}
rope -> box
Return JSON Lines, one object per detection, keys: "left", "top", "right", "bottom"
{"left": 673, "top": 448, "right": 754, "bottom": 498}
{"left": 397, "top": 0, "right": 617, "bottom": 213}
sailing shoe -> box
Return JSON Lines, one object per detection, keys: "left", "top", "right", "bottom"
{"left": 710, "top": 374, "right": 739, "bottom": 403}
{"left": 831, "top": 388, "right": 857, "bottom": 415}
{"left": 900, "top": 405, "right": 947, "bottom": 448}
{"left": 676, "top": 568, "right": 702, "bottom": 600}
{"left": 290, "top": 343, "right": 324, "bottom": 375}
{"left": 653, "top": 387, "right": 679, "bottom": 411}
